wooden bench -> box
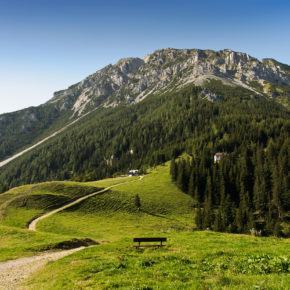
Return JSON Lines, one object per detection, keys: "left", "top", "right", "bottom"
{"left": 133, "top": 237, "right": 167, "bottom": 248}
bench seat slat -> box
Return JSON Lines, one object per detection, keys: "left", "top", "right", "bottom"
{"left": 132, "top": 244, "right": 165, "bottom": 247}
{"left": 133, "top": 237, "right": 167, "bottom": 242}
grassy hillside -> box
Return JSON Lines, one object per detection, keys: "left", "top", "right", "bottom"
{"left": 0, "top": 181, "right": 103, "bottom": 228}
{"left": 0, "top": 164, "right": 289, "bottom": 288}
{"left": 35, "top": 165, "right": 194, "bottom": 241}
{"left": 22, "top": 232, "right": 290, "bottom": 289}
{"left": 0, "top": 175, "right": 140, "bottom": 229}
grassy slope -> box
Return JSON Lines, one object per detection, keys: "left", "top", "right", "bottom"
{"left": 0, "top": 181, "right": 103, "bottom": 228}
{"left": 24, "top": 164, "right": 289, "bottom": 289}
{"left": 0, "top": 181, "right": 102, "bottom": 261}
{"left": 0, "top": 175, "right": 141, "bottom": 229}
{"left": 23, "top": 232, "right": 289, "bottom": 289}
{"left": 0, "top": 164, "right": 289, "bottom": 288}
{"left": 0, "top": 176, "right": 139, "bottom": 261}
{"left": 86, "top": 175, "right": 139, "bottom": 188}
{"left": 0, "top": 225, "right": 82, "bottom": 262}
{"left": 36, "top": 165, "right": 195, "bottom": 240}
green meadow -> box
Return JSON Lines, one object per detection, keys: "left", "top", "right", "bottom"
{"left": 0, "top": 164, "right": 289, "bottom": 289}
{"left": 37, "top": 166, "right": 195, "bottom": 240}
{"left": 23, "top": 232, "right": 289, "bottom": 289}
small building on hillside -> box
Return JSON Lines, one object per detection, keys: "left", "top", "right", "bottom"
{"left": 128, "top": 169, "right": 139, "bottom": 176}
{"left": 214, "top": 152, "right": 226, "bottom": 163}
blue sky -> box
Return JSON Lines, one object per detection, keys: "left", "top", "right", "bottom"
{"left": 0, "top": 0, "right": 289, "bottom": 114}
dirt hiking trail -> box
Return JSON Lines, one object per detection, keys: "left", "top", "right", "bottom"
{"left": 0, "top": 247, "right": 85, "bottom": 289}
{"left": 28, "top": 176, "right": 143, "bottom": 231}
{"left": 1, "top": 176, "right": 143, "bottom": 288}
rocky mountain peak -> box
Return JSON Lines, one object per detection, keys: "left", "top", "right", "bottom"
{"left": 115, "top": 57, "right": 144, "bottom": 74}
{"left": 46, "top": 48, "right": 290, "bottom": 117}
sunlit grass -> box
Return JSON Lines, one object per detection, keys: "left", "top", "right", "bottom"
{"left": 23, "top": 231, "right": 290, "bottom": 289}
{"left": 1, "top": 163, "right": 289, "bottom": 288}
{"left": 85, "top": 175, "right": 138, "bottom": 187}
{"left": 0, "top": 181, "right": 102, "bottom": 228}
{"left": 37, "top": 164, "right": 195, "bottom": 240}
{"left": 0, "top": 225, "right": 79, "bottom": 262}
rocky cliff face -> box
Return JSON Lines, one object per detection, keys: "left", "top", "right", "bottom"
{"left": 48, "top": 48, "right": 290, "bottom": 116}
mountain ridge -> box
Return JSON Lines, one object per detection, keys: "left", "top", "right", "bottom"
{"left": 2, "top": 47, "right": 290, "bottom": 119}
{"left": 0, "top": 47, "right": 289, "bottom": 174}
{"left": 48, "top": 47, "right": 290, "bottom": 117}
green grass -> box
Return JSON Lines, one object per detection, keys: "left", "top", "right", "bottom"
{"left": 36, "top": 208, "right": 191, "bottom": 242}
{"left": 0, "top": 177, "right": 138, "bottom": 229}
{"left": 0, "top": 163, "right": 289, "bottom": 288}
{"left": 36, "top": 165, "right": 195, "bottom": 240}
{"left": 0, "top": 225, "right": 82, "bottom": 262}
{"left": 0, "top": 181, "right": 102, "bottom": 228}
{"left": 23, "top": 231, "right": 290, "bottom": 289}
{"left": 85, "top": 175, "right": 139, "bottom": 187}
{"left": 113, "top": 165, "right": 195, "bottom": 216}
{"left": 0, "top": 176, "right": 137, "bottom": 261}
{"left": 2, "top": 208, "right": 44, "bottom": 228}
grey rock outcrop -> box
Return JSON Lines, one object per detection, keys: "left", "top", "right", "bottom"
{"left": 200, "top": 88, "right": 223, "bottom": 103}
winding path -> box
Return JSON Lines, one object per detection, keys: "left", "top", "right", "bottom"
{"left": 28, "top": 175, "right": 143, "bottom": 231}
{"left": 0, "top": 176, "right": 143, "bottom": 289}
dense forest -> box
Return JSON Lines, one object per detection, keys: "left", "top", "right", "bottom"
{"left": 170, "top": 136, "right": 289, "bottom": 237}
{"left": 0, "top": 82, "right": 289, "bottom": 233}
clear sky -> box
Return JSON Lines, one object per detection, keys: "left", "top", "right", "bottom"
{"left": 0, "top": 0, "right": 289, "bottom": 114}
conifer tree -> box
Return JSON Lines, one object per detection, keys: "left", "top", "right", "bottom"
{"left": 273, "top": 221, "right": 282, "bottom": 237}
{"left": 195, "top": 207, "right": 203, "bottom": 230}
{"left": 176, "top": 160, "right": 188, "bottom": 192}
{"left": 204, "top": 176, "right": 212, "bottom": 201}
{"left": 247, "top": 210, "right": 255, "bottom": 232}
{"left": 272, "top": 168, "right": 282, "bottom": 219}
{"left": 213, "top": 209, "right": 222, "bottom": 232}
{"left": 194, "top": 187, "right": 201, "bottom": 205}
{"left": 170, "top": 159, "right": 177, "bottom": 181}
{"left": 135, "top": 194, "right": 141, "bottom": 211}
{"left": 203, "top": 194, "right": 212, "bottom": 229}
{"left": 188, "top": 170, "right": 195, "bottom": 197}
{"left": 235, "top": 207, "right": 243, "bottom": 233}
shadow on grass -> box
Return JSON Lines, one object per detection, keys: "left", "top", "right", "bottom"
{"left": 140, "top": 209, "right": 192, "bottom": 230}
{"left": 140, "top": 209, "right": 174, "bottom": 220}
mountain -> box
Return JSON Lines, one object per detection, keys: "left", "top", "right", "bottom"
{"left": 1, "top": 48, "right": 290, "bottom": 164}
{"left": 0, "top": 48, "right": 289, "bottom": 238}
{"left": 49, "top": 48, "right": 290, "bottom": 113}
{"left": 0, "top": 48, "right": 289, "bottom": 190}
